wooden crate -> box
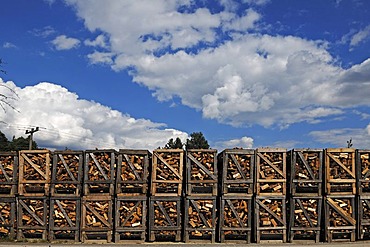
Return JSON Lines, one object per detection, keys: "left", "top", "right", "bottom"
{"left": 84, "top": 150, "right": 116, "bottom": 196}
{"left": 186, "top": 149, "right": 218, "bottom": 196}
{"left": 289, "top": 149, "right": 323, "bottom": 196}
{"left": 81, "top": 195, "right": 113, "bottom": 243}
{"left": 219, "top": 195, "right": 252, "bottom": 243}
{"left": 51, "top": 151, "right": 83, "bottom": 197}
{"left": 357, "top": 149, "right": 370, "bottom": 195}
{"left": 357, "top": 195, "right": 370, "bottom": 240}
{"left": 49, "top": 197, "right": 81, "bottom": 242}
{"left": 219, "top": 149, "right": 254, "bottom": 195}
{"left": 324, "top": 195, "right": 356, "bottom": 242}
{"left": 256, "top": 148, "right": 287, "bottom": 196}
{"left": 116, "top": 149, "right": 150, "bottom": 196}
{"left": 17, "top": 196, "right": 48, "bottom": 241}
{"left": 0, "top": 152, "right": 18, "bottom": 197}
{"left": 325, "top": 148, "right": 356, "bottom": 195}
{"left": 115, "top": 196, "right": 147, "bottom": 243}
{"left": 0, "top": 197, "right": 16, "bottom": 240}
{"left": 255, "top": 196, "right": 287, "bottom": 243}
{"left": 288, "top": 196, "right": 322, "bottom": 242}
{"left": 148, "top": 196, "right": 182, "bottom": 242}
{"left": 151, "top": 149, "right": 184, "bottom": 196}
{"left": 18, "top": 150, "right": 51, "bottom": 196}
{"left": 184, "top": 196, "right": 216, "bottom": 243}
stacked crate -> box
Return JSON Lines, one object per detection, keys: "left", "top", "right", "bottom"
{"left": 0, "top": 152, "right": 17, "bottom": 239}
{"left": 149, "top": 149, "right": 183, "bottom": 242}
{"left": 324, "top": 148, "right": 356, "bottom": 242}
{"left": 288, "top": 149, "right": 323, "bottom": 242}
{"left": 356, "top": 149, "right": 370, "bottom": 240}
{"left": 81, "top": 149, "right": 115, "bottom": 243}
{"left": 255, "top": 148, "right": 287, "bottom": 243}
{"left": 49, "top": 151, "right": 83, "bottom": 242}
{"left": 218, "top": 149, "right": 254, "bottom": 243}
{"left": 115, "top": 149, "right": 150, "bottom": 243}
{"left": 17, "top": 150, "right": 51, "bottom": 241}
{"left": 184, "top": 149, "right": 218, "bottom": 243}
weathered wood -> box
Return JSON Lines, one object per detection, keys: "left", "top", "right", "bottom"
{"left": 219, "top": 149, "right": 254, "bottom": 195}
{"left": 0, "top": 198, "right": 16, "bottom": 240}
{"left": 219, "top": 195, "right": 252, "bottom": 243}
{"left": 84, "top": 150, "right": 116, "bottom": 196}
{"left": 184, "top": 196, "right": 216, "bottom": 243}
{"left": 288, "top": 196, "right": 322, "bottom": 242}
{"left": 49, "top": 197, "right": 80, "bottom": 242}
{"left": 357, "top": 150, "right": 370, "bottom": 195}
{"left": 18, "top": 150, "right": 51, "bottom": 196}
{"left": 151, "top": 149, "right": 183, "bottom": 196}
{"left": 256, "top": 148, "right": 287, "bottom": 195}
{"left": 17, "top": 196, "right": 48, "bottom": 241}
{"left": 115, "top": 196, "right": 147, "bottom": 243}
{"left": 255, "top": 196, "right": 287, "bottom": 243}
{"left": 357, "top": 195, "right": 370, "bottom": 240}
{"left": 289, "top": 149, "right": 323, "bottom": 196}
{"left": 148, "top": 196, "right": 182, "bottom": 242}
{"left": 325, "top": 148, "right": 356, "bottom": 195}
{"left": 116, "top": 149, "right": 150, "bottom": 196}
{"left": 0, "top": 152, "right": 18, "bottom": 197}
{"left": 324, "top": 195, "right": 356, "bottom": 242}
{"left": 51, "top": 151, "right": 83, "bottom": 197}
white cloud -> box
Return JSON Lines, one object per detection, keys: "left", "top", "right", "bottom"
{"left": 64, "top": 1, "right": 370, "bottom": 128}
{"left": 0, "top": 78, "right": 188, "bottom": 151}
{"left": 350, "top": 25, "right": 370, "bottom": 47}
{"left": 3, "top": 42, "right": 17, "bottom": 49}
{"left": 84, "top": 34, "right": 108, "bottom": 48}
{"left": 30, "top": 26, "right": 56, "bottom": 38}
{"left": 215, "top": 136, "right": 254, "bottom": 150}
{"left": 51, "top": 35, "right": 80, "bottom": 50}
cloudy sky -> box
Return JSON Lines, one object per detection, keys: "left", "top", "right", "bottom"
{"left": 1, "top": 0, "right": 370, "bottom": 151}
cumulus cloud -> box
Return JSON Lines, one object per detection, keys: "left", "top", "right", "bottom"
{"left": 350, "top": 25, "right": 370, "bottom": 47}
{"left": 84, "top": 34, "right": 108, "bottom": 48}
{"left": 0, "top": 78, "right": 188, "bottom": 150}
{"left": 214, "top": 136, "right": 254, "bottom": 150}
{"left": 51, "top": 35, "right": 80, "bottom": 50}
{"left": 64, "top": 1, "right": 370, "bottom": 128}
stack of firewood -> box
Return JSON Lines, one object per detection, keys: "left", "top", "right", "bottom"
{"left": 0, "top": 152, "right": 18, "bottom": 197}
{"left": 357, "top": 149, "right": 370, "bottom": 240}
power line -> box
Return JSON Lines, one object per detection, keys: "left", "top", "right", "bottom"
{"left": 25, "top": 127, "right": 39, "bottom": 150}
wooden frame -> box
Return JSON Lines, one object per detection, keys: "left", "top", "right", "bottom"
{"left": 219, "top": 149, "right": 254, "bottom": 196}
{"left": 288, "top": 196, "right": 322, "bottom": 243}
{"left": 18, "top": 150, "right": 51, "bottom": 196}
{"left": 324, "top": 195, "right": 356, "bottom": 242}
{"left": 289, "top": 149, "right": 323, "bottom": 196}
{"left": 116, "top": 149, "right": 150, "bottom": 196}
{"left": 51, "top": 150, "right": 83, "bottom": 197}
{"left": 357, "top": 195, "right": 370, "bottom": 240}
{"left": 151, "top": 149, "right": 184, "bottom": 196}
{"left": 219, "top": 195, "right": 252, "bottom": 243}
{"left": 0, "top": 197, "right": 16, "bottom": 240}
{"left": 114, "top": 196, "right": 147, "bottom": 243}
{"left": 357, "top": 149, "right": 370, "bottom": 195}
{"left": 325, "top": 148, "right": 356, "bottom": 195}
{"left": 256, "top": 148, "right": 287, "bottom": 196}
{"left": 49, "top": 197, "right": 81, "bottom": 242}
{"left": 184, "top": 196, "right": 217, "bottom": 243}
{"left": 83, "top": 150, "right": 116, "bottom": 196}
{"left": 0, "top": 152, "right": 18, "bottom": 197}
{"left": 148, "top": 196, "right": 182, "bottom": 242}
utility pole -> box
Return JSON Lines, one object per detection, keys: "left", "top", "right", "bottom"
{"left": 25, "top": 127, "right": 39, "bottom": 150}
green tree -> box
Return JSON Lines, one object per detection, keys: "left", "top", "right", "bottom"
{"left": 164, "top": 137, "right": 184, "bottom": 149}
{"left": 186, "top": 132, "right": 210, "bottom": 149}
{"left": 0, "top": 131, "right": 10, "bottom": 151}
{"left": 9, "top": 135, "right": 38, "bottom": 151}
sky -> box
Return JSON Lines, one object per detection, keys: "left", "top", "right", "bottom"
{"left": 1, "top": 0, "right": 370, "bottom": 151}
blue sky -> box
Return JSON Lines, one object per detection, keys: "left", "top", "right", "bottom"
{"left": 1, "top": 0, "right": 370, "bottom": 151}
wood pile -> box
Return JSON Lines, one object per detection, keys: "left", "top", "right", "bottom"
{"left": 151, "top": 149, "right": 183, "bottom": 196}
{"left": 219, "top": 195, "right": 252, "bottom": 243}
{"left": 290, "top": 149, "right": 322, "bottom": 196}
{"left": 49, "top": 198, "right": 80, "bottom": 241}
{"left": 186, "top": 149, "right": 217, "bottom": 196}
{"left": 219, "top": 149, "right": 254, "bottom": 195}
{"left": 256, "top": 148, "right": 287, "bottom": 195}
{"left": 116, "top": 150, "right": 150, "bottom": 196}
{"left": 184, "top": 196, "right": 216, "bottom": 243}
{"left": 149, "top": 197, "right": 182, "bottom": 242}
{"left": 325, "top": 148, "right": 356, "bottom": 195}
{"left": 84, "top": 150, "right": 115, "bottom": 195}
{"left": 357, "top": 150, "right": 370, "bottom": 194}
{"left": 325, "top": 195, "right": 356, "bottom": 242}
{"left": 358, "top": 196, "right": 370, "bottom": 240}
{"left": 288, "top": 196, "right": 322, "bottom": 242}
{"left": 17, "top": 197, "right": 48, "bottom": 241}
{"left": 0, "top": 152, "right": 17, "bottom": 197}
{"left": 18, "top": 150, "right": 51, "bottom": 196}
{"left": 0, "top": 198, "right": 16, "bottom": 239}
{"left": 255, "top": 196, "right": 287, "bottom": 243}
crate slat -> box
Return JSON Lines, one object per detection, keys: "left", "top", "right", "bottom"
{"left": 0, "top": 152, "right": 18, "bottom": 197}
{"left": 0, "top": 198, "right": 16, "bottom": 240}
